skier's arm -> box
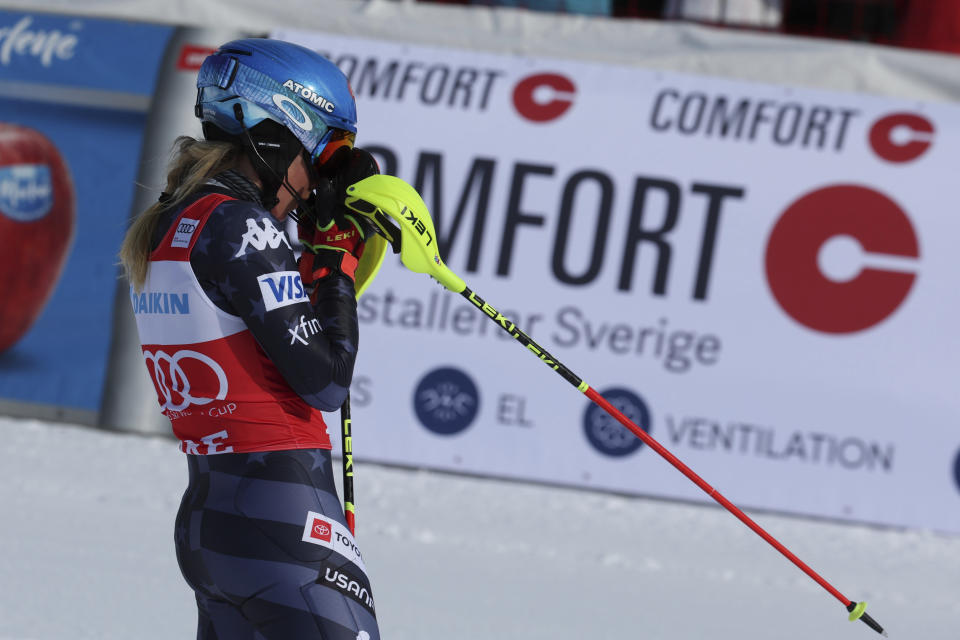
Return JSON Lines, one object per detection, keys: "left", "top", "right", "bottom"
{"left": 194, "top": 199, "right": 358, "bottom": 411}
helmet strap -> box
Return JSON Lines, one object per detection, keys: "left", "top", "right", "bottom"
{"left": 232, "top": 104, "right": 308, "bottom": 217}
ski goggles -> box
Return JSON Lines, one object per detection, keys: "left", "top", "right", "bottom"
{"left": 197, "top": 53, "right": 357, "bottom": 165}
{"left": 315, "top": 129, "right": 356, "bottom": 170}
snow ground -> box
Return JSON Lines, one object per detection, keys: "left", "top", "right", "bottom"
{"left": 1, "top": 416, "right": 958, "bottom": 640}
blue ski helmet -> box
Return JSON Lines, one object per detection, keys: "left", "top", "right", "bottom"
{"left": 195, "top": 38, "right": 357, "bottom": 169}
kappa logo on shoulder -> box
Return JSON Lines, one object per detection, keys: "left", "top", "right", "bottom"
{"left": 236, "top": 217, "right": 291, "bottom": 257}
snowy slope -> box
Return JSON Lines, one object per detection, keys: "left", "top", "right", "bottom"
{"left": 1, "top": 416, "right": 957, "bottom": 640}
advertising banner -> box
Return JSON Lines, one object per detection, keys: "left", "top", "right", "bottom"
{"left": 264, "top": 29, "right": 959, "bottom": 532}
{"left": 0, "top": 11, "right": 172, "bottom": 411}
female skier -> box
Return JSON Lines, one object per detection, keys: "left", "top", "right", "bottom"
{"left": 119, "top": 38, "right": 380, "bottom": 640}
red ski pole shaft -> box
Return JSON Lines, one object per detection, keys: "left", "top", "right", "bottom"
{"left": 462, "top": 286, "right": 852, "bottom": 607}
{"left": 585, "top": 387, "right": 850, "bottom": 606}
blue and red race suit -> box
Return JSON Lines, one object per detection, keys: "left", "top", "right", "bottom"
{"left": 132, "top": 170, "right": 378, "bottom": 640}
{"left": 132, "top": 170, "right": 359, "bottom": 453}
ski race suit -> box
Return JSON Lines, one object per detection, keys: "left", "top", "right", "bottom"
{"left": 131, "top": 170, "right": 379, "bottom": 640}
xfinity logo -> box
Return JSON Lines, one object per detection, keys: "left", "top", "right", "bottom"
{"left": 0, "top": 16, "right": 78, "bottom": 67}
{"left": 288, "top": 314, "right": 321, "bottom": 345}
{"left": 258, "top": 271, "right": 307, "bottom": 311}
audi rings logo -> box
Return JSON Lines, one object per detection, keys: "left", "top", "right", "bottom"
{"left": 513, "top": 73, "right": 576, "bottom": 123}
{"left": 583, "top": 387, "right": 651, "bottom": 457}
{"left": 143, "top": 349, "right": 228, "bottom": 412}
{"left": 765, "top": 184, "right": 919, "bottom": 334}
{"left": 413, "top": 367, "right": 480, "bottom": 436}
{"left": 869, "top": 112, "right": 934, "bottom": 163}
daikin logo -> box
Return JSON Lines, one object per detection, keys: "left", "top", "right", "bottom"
{"left": 0, "top": 16, "right": 78, "bottom": 67}
{"left": 583, "top": 387, "right": 651, "bottom": 457}
{"left": 413, "top": 366, "right": 480, "bottom": 436}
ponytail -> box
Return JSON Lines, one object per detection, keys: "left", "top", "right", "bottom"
{"left": 119, "top": 137, "right": 243, "bottom": 291}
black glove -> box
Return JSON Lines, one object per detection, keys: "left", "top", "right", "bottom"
{"left": 299, "top": 147, "right": 380, "bottom": 232}
{"left": 297, "top": 148, "right": 380, "bottom": 293}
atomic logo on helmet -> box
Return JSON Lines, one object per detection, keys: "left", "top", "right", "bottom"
{"left": 282, "top": 79, "right": 336, "bottom": 113}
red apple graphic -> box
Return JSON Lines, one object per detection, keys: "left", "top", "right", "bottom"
{"left": 0, "top": 123, "right": 76, "bottom": 353}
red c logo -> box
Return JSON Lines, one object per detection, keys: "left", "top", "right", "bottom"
{"left": 765, "top": 185, "right": 919, "bottom": 334}
{"left": 512, "top": 73, "right": 576, "bottom": 123}
{"left": 869, "top": 113, "right": 934, "bottom": 163}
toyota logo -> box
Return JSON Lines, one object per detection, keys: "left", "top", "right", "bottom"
{"left": 143, "top": 349, "right": 228, "bottom": 412}
{"left": 314, "top": 522, "right": 330, "bottom": 537}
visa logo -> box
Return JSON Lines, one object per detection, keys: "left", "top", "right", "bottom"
{"left": 257, "top": 271, "right": 307, "bottom": 311}
{"left": 131, "top": 290, "right": 190, "bottom": 315}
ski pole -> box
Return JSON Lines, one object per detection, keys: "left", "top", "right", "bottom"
{"left": 341, "top": 393, "right": 356, "bottom": 535}
{"left": 344, "top": 174, "right": 888, "bottom": 637}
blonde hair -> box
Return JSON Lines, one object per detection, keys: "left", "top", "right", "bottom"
{"left": 119, "top": 136, "right": 245, "bottom": 291}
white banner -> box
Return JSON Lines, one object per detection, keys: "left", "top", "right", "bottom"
{"left": 272, "top": 28, "right": 960, "bottom": 532}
